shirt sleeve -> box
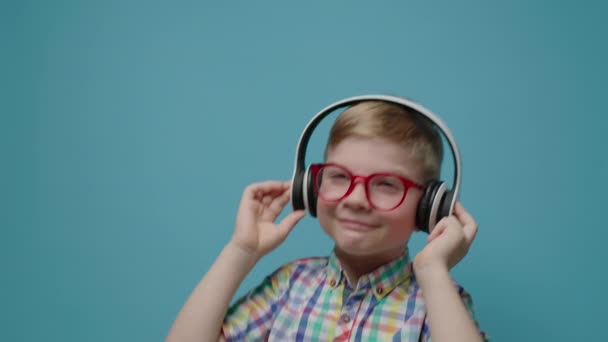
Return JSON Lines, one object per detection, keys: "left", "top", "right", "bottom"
{"left": 419, "top": 285, "right": 489, "bottom": 342}
{"left": 221, "top": 262, "right": 293, "bottom": 341}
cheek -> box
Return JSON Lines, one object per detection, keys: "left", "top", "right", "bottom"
{"left": 383, "top": 191, "right": 421, "bottom": 230}
{"left": 384, "top": 210, "right": 415, "bottom": 229}
{"left": 381, "top": 211, "right": 417, "bottom": 244}
{"left": 316, "top": 199, "right": 336, "bottom": 230}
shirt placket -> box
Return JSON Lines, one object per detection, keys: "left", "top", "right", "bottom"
{"left": 333, "top": 281, "right": 369, "bottom": 341}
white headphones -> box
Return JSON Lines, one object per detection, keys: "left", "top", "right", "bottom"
{"left": 290, "top": 94, "right": 462, "bottom": 233}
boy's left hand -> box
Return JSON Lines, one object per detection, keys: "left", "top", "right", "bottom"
{"left": 413, "top": 201, "right": 478, "bottom": 272}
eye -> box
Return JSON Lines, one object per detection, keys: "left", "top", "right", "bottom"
{"left": 321, "top": 166, "right": 350, "bottom": 184}
{"left": 327, "top": 170, "right": 348, "bottom": 180}
{"left": 379, "top": 180, "right": 399, "bottom": 188}
{"left": 371, "top": 176, "right": 403, "bottom": 192}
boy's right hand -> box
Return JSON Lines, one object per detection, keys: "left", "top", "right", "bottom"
{"left": 230, "top": 181, "right": 306, "bottom": 260}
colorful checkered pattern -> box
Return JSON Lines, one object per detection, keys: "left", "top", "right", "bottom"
{"left": 222, "top": 250, "right": 488, "bottom": 341}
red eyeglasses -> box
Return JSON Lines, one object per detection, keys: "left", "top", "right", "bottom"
{"left": 311, "top": 163, "right": 424, "bottom": 211}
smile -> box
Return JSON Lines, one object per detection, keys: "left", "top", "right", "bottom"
{"left": 338, "top": 218, "right": 378, "bottom": 231}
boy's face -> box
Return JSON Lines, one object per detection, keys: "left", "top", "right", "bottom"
{"left": 316, "top": 136, "right": 424, "bottom": 260}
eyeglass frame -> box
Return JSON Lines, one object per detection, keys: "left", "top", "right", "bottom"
{"left": 310, "top": 162, "right": 424, "bottom": 211}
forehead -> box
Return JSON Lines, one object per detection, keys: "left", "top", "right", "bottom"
{"left": 324, "top": 136, "right": 423, "bottom": 182}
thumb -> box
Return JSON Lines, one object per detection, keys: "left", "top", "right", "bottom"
{"left": 427, "top": 220, "right": 447, "bottom": 243}
{"left": 277, "top": 210, "right": 306, "bottom": 233}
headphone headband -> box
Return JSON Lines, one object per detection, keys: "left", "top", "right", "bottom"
{"left": 290, "top": 94, "right": 462, "bottom": 222}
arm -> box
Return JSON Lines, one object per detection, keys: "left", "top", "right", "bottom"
{"left": 166, "top": 181, "right": 305, "bottom": 342}
{"left": 414, "top": 202, "right": 484, "bottom": 342}
{"left": 167, "top": 242, "right": 257, "bottom": 342}
{"left": 415, "top": 266, "right": 483, "bottom": 342}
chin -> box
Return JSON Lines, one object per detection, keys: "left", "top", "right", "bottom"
{"left": 335, "top": 243, "right": 375, "bottom": 256}
{"left": 331, "top": 231, "right": 382, "bottom": 255}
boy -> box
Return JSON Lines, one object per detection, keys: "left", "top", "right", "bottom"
{"left": 167, "top": 100, "right": 488, "bottom": 341}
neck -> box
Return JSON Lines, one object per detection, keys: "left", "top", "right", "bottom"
{"left": 334, "top": 246, "right": 405, "bottom": 286}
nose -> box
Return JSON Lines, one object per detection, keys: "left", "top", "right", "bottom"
{"left": 342, "top": 178, "right": 370, "bottom": 210}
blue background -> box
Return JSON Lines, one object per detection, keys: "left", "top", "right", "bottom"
{"left": 3, "top": 1, "right": 607, "bottom": 341}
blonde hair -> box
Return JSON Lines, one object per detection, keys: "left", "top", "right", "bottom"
{"left": 325, "top": 100, "right": 443, "bottom": 183}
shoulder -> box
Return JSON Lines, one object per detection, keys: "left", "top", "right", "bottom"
{"left": 269, "top": 256, "right": 329, "bottom": 279}
{"left": 285, "top": 255, "right": 329, "bottom": 269}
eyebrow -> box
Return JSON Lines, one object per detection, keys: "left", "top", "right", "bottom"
{"left": 383, "top": 168, "right": 422, "bottom": 183}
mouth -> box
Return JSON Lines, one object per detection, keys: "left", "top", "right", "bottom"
{"left": 337, "top": 218, "right": 378, "bottom": 231}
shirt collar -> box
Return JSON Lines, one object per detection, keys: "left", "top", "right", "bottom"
{"left": 325, "top": 248, "right": 412, "bottom": 300}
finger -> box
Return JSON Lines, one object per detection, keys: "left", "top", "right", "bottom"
{"left": 429, "top": 215, "right": 463, "bottom": 241}
{"left": 462, "top": 220, "right": 478, "bottom": 244}
{"left": 262, "top": 194, "right": 274, "bottom": 207}
{"left": 453, "top": 202, "right": 478, "bottom": 242}
{"left": 240, "top": 185, "right": 262, "bottom": 212}
{"left": 453, "top": 202, "right": 476, "bottom": 226}
{"left": 277, "top": 210, "right": 306, "bottom": 233}
{"left": 245, "top": 181, "right": 290, "bottom": 199}
{"left": 427, "top": 219, "right": 448, "bottom": 243}
{"left": 257, "top": 194, "right": 274, "bottom": 216}
{"left": 242, "top": 182, "right": 285, "bottom": 215}
{"left": 274, "top": 187, "right": 292, "bottom": 208}
{"left": 262, "top": 189, "right": 291, "bottom": 221}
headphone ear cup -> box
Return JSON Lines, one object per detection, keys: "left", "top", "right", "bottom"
{"left": 291, "top": 168, "right": 306, "bottom": 211}
{"left": 305, "top": 166, "right": 318, "bottom": 217}
{"left": 416, "top": 181, "right": 438, "bottom": 233}
{"left": 438, "top": 189, "right": 455, "bottom": 221}
{"left": 428, "top": 182, "right": 448, "bottom": 233}
{"left": 416, "top": 181, "right": 447, "bottom": 233}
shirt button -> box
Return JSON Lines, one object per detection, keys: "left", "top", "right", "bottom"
{"left": 340, "top": 313, "right": 351, "bottom": 323}
{"left": 329, "top": 279, "right": 337, "bottom": 287}
{"left": 376, "top": 287, "right": 384, "bottom": 295}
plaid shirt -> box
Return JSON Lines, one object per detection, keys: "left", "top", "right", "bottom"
{"left": 222, "top": 249, "right": 488, "bottom": 341}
